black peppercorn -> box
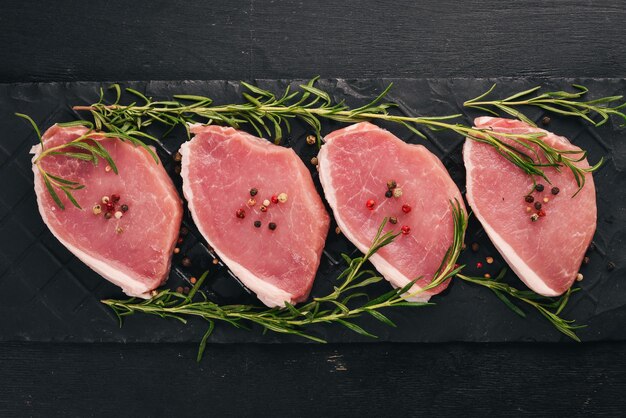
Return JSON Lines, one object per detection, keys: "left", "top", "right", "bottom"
{"left": 268, "top": 222, "right": 277, "bottom": 230}
{"left": 534, "top": 202, "right": 542, "bottom": 210}
{"left": 551, "top": 187, "right": 560, "bottom": 195}
{"left": 471, "top": 242, "right": 479, "bottom": 252}
{"left": 181, "top": 256, "right": 192, "bottom": 267}
{"left": 525, "top": 195, "right": 534, "bottom": 203}
{"left": 104, "top": 212, "right": 112, "bottom": 219}
{"left": 535, "top": 184, "right": 544, "bottom": 192}
{"left": 250, "top": 188, "right": 258, "bottom": 196}
{"left": 583, "top": 256, "right": 590, "bottom": 265}
{"left": 385, "top": 190, "right": 393, "bottom": 198}
{"left": 254, "top": 220, "right": 262, "bottom": 228}
{"left": 387, "top": 180, "right": 397, "bottom": 190}
{"left": 607, "top": 261, "right": 616, "bottom": 271}
{"left": 180, "top": 226, "right": 189, "bottom": 236}
{"left": 541, "top": 116, "right": 551, "bottom": 125}
{"left": 389, "top": 216, "right": 398, "bottom": 225}
{"left": 121, "top": 204, "right": 129, "bottom": 212}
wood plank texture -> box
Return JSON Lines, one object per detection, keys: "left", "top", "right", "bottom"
{"left": 1, "top": 0, "right": 625, "bottom": 416}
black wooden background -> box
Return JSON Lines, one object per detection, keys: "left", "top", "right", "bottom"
{"left": 1, "top": 1, "right": 625, "bottom": 416}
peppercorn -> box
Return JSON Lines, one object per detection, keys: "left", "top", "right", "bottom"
{"left": 476, "top": 262, "right": 483, "bottom": 269}
{"left": 393, "top": 188, "right": 403, "bottom": 198}
{"left": 401, "top": 225, "right": 411, "bottom": 235}
{"left": 111, "top": 194, "right": 120, "bottom": 203}
{"left": 543, "top": 197, "right": 549, "bottom": 203}
{"left": 484, "top": 273, "right": 491, "bottom": 279}
{"left": 389, "top": 217, "right": 398, "bottom": 225}
{"left": 537, "top": 209, "right": 546, "bottom": 217}
{"left": 247, "top": 198, "right": 256, "bottom": 207}
{"left": 607, "top": 261, "right": 616, "bottom": 271}
{"left": 583, "top": 256, "right": 590, "bottom": 265}
{"left": 535, "top": 184, "right": 545, "bottom": 192}
{"left": 534, "top": 202, "right": 542, "bottom": 210}
{"left": 180, "top": 226, "right": 189, "bottom": 236}
{"left": 486, "top": 256, "right": 494, "bottom": 264}
{"left": 181, "top": 256, "right": 192, "bottom": 267}
{"left": 174, "top": 165, "right": 182, "bottom": 175}
{"left": 260, "top": 205, "right": 268, "bottom": 212}
{"left": 177, "top": 237, "right": 183, "bottom": 244}
{"left": 525, "top": 195, "right": 534, "bottom": 203}
{"left": 121, "top": 204, "right": 129, "bottom": 212}
{"left": 366, "top": 199, "right": 376, "bottom": 210}
{"left": 576, "top": 273, "right": 584, "bottom": 282}
{"left": 115, "top": 226, "right": 124, "bottom": 234}
{"left": 104, "top": 212, "right": 113, "bottom": 220}
{"left": 387, "top": 180, "right": 397, "bottom": 190}
{"left": 271, "top": 195, "right": 279, "bottom": 204}
{"left": 190, "top": 277, "right": 197, "bottom": 284}
{"left": 278, "top": 193, "right": 288, "bottom": 203}
{"left": 105, "top": 165, "right": 112, "bottom": 172}
{"left": 401, "top": 204, "right": 412, "bottom": 214}
{"left": 471, "top": 242, "right": 479, "bottom": 252}
{"left": 102, "top": 196, "right": 110, "bottom": 204}
{"left": 254, "top": 220, "right": 262, "bottom": 228}
{"left": 105, "top": 202, "right": 115, "bottom": 212}
{"left": 174, "top": 247, "right": 180, "bottom": 254}
{"left": 176, "top": 286, "right": 184, "bottom": 293}
{"left": 530, "top": 213, "right": 539, "bottom": 222}
{"left": 335, "top": 227, "right": 341, "bottom": 234}
{"left": 268, "top": 222, "right": 277, "bottom": 230}
{"left": 174, "top": 152, "right": 182, "bottom": 162}
{"left": 385, "top": 190, "right": 393, "bottom": 198}
{"left": 236, "top": 208, "right": 246, "bottom": 219}
{"left": 311, "top": 156, "right": 319, "bottom": 166}
{"left": 306, "top": 135, "right": 316, "bottom": 145}
{"left": 263, "top": 199, "right": 271, "bottom": 207}
{"left": 551, "top": 187, "right": 560, "bottom": 195}
{"left": 92, "top": 204, "right": 102, "bottom": 215}
{"left": 541, "top": 116, "right": 551, "bottom": 125}
{"left": 114, "top": 211, "right": 123, "bottom": 219}
{"left": 212, "top": 258, "right": 219, "bottom": 265}
{"left": 250, "top": 188, "right": 258, "bottom": 197}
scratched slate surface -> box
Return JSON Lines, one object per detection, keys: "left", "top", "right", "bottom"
{"left": 1, "top": 78, "right": 624, "bottom": 343}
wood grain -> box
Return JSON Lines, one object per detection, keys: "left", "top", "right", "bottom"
{"left": 1, "top": 1, "right": 625, "bottom": 82}
{"left": 1, "top": 0, "right": 626, "bottom": 416}
{"left": 1, "top": 341, "right": 625, "bottom": 417}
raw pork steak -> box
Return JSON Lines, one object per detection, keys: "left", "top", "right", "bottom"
{"left": 32, "top": 125, "right": 183, "bottom": 297}
{"left": 318, "top": 122, "right": 466, "bottom": 302}
{"left": 464, "top": 117, "right": 597, "bottom": 296}
{"left": 180, "top": 125, "right": 329, "bottom": 307}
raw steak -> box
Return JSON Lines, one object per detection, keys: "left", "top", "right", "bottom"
{"left": 180, "top": 125, "right": 329, "bottom": 307}
{"left": 464, "top": 117, "right": 597, "bottom": 296}
{"left": 317, "top": 122, "right": 466, "bottom": 302}
{"left": 32, "top": 125, "right": 182, "bottom": 298}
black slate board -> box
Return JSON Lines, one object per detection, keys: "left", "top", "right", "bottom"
{"left": 1, "top": 78, "right": 624, "bottom": 343}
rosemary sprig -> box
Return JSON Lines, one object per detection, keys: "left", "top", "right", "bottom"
{"left": 74, "top": 79, "right": 607, "bottom": 193}
{"left": 103, "top": 200, "right": 467, "bottom": 361}
{"left": 17, "top": 113, "right": 159, "bottom": 209}
{"left": 457, "top": 270, "right": 584, "bottom": 342}
{"left": 464, "top": 83, "right": 626, "bottom": 128}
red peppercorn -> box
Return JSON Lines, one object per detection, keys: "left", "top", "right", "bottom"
{"left": 366, "top": 199, "right": 376, "bottom": 210}
{"left": 401, "top": 225, "right": 411, "bottom": 235}
{"left": 537, "top": 209, "right": 546, "bottom": 217}
{"left": 271, "top": 195, "right": 279, "bottom": 204}
{"left": 476, "top": 262, "right": 483, "bottom": 268}
{"left": 236, "top": 208, "right": 246, "bottom": 219}
{"left": 177, "top": 237, "right": 183, "bottom": 244}
{"left": 111, "top": 194, "right": 120, "bottom": 203}
{"left": 401, "top": 204, "right": 412, "bottom": 214}
{"left": 105, "top": 202, "right": 115, "bottom": 212}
